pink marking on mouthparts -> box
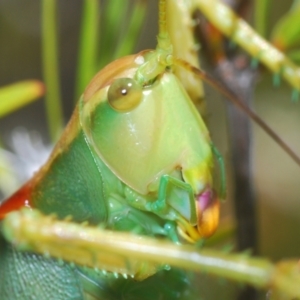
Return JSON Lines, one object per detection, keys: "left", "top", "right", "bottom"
{"left": 196, "top": 188, "right": 214, "bottom": 211}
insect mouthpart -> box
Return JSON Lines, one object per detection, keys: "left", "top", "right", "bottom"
{"left": 195, "top": 187, "right": 220, "bottom": 238}
{"left": 176, "top": 186, "right": 219, "bottom": 243}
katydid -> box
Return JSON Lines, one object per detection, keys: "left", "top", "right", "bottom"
{"left": 0, "top": 1, "right": 221, "bottom": 299}
{"left": 1, "top": 0, "right": 300, "bottom": 299}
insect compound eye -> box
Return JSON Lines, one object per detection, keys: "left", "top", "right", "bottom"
{"left": 107, "top": 78, "right": 142, "bottom": 112}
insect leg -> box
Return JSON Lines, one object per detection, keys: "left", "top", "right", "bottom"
{"left": 146, "top": 174, "right": 196, "bottom": 226}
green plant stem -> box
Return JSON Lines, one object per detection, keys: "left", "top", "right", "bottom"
{"left": 75, "top": 0, "right": 100, "bottom": 101}
{"left": 113, "top": 0, "right": 147, "bottom": 59}
{"left": 254, "top": 0, "right": 271, "bottom": 37}
{"left": 0, "top": 81, "right": 44, "bottom": 118}
{"left": 42, "top": 0, "right": 63, "bottom": 142}
{"left": 98, "top": 0, "right": 129, "bottom": 68}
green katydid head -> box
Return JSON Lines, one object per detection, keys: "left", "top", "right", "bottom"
{"left": 81, "top": 52, "right": 213, "bottom": 195}
{"left": 79, "top": 0, "right": 219, "bottom": 242}
{"left": 79, "top": 50, "right": 218, "bottom": 241}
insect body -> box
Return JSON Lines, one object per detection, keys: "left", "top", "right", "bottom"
{"left": 2, "top": 0, "right": 300, "bottom": 299}
{"left": 0, "top": 1, "right": 220, "bottom": 298}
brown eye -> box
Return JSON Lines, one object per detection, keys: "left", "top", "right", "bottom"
{"left": 107, "top": 78, "right": 142, "bottom": 112}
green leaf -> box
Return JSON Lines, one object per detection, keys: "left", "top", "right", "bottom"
{"left": 287, "top": 49, "right": 300, "bottom": 64}
{"left": 113, "top": 0, "right": 147, "bottom": 59}
{"left": 0, "top": 81, "right": 44, "bottom": 118}
{"left": 75, "top": 0, "right": 100, "bottom": 101}
{"left": 98, "top": 0, "right": 130, "bottom": 69}
{"left": 270, "top": 2, "right": 300, "bottom": 51}
{"left": 42, "top": 0, "right": 64, "bottom": 142}
{"left": 254, "top": 0, "right": 271, "bottom": 37}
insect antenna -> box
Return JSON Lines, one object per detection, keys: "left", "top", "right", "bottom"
{"left": 156, "top": 0, "right": 172, "bottom": 56}
{"left": 175, "top": 58, "right": 300, "bottom": 168}
{"left": 158, "top": 0, "right": 167, "bottom": 38}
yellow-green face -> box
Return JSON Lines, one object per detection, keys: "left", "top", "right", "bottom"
{"left": 81, "top": 51, "right": 217, "bottom": 239}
